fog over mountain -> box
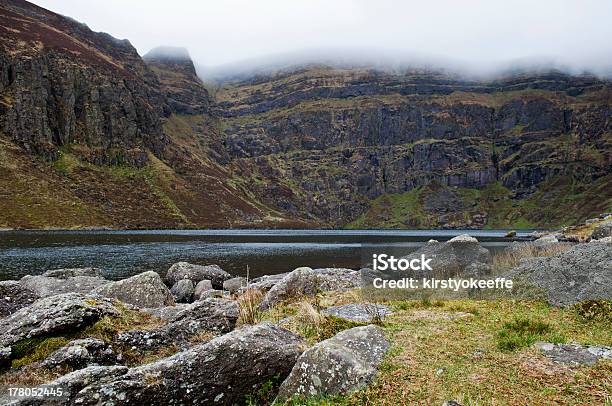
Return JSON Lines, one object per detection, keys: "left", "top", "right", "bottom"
{"left": 31, "top": 0, "right": 612, "bottom": 79}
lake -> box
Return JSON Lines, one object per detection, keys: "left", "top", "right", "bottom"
{"left": 0, "top": 229, "right": 532, "bottom": 280}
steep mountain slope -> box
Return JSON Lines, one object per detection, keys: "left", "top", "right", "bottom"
{"left": 0, "top": 0, "right": 610, "bottom": 230}
{"left": 0, "top": 0, "right": 308, "bottom": 229}
{"left": 216, "top": 67, "right": 612, "bottom": 228}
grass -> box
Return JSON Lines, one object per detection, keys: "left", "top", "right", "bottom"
{"left": 267, "top": 291, "right": 612, "bottom": 405}
{"left": 491, "top": 242, "right": 572, "bottom": 274}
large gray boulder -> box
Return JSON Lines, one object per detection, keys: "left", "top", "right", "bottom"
{"left": 165, "top": 262, "right": 231, "bottom": 289}
{"left": 42, "top": 268, "right": 104, "bottom": 278}
{"left": 40, "top": 338, "right": 120, "bottom": 370}
{"left": 0, "top": 293, "right": 118, "bottom": 350}
{"left": 67, "top": 323, "right": 305, "bottom": 405}
{"left": 397, "top": 234, "right": 491, "bottom": 279}
{"left": 20, "top": 275, "right": 109, "bottom": 298}
{"left": 276, "top": 325, "right": 389, "bottom": 401}
{"left": 118, "top": 298, "right": 239, "bottom": 350}
{"left": 2, "top": 365, "right": 128, "bottom": 405}
{"left": 93, "top": 271, "right": 174, "bottom": 308}
{"left": 247, "top": 272, "right": 290, "bottom": 291}
{"left": 592, "top": 220, "right": 612, "bottom": 240}
{"left": 170, "top": 279, "right": 195, "bottom": 303}
{"left": 0, "top": 281, "right": 39, "bottom": 317}
{"left": 506, "top": 241, "right": 612, "bottom": 306}
{"left": 259, "top": 267, "right": 361, "bottom": 310}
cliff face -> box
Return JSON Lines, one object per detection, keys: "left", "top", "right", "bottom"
{"left": 216, "top": 67, "right": 612, "bottom": 228}
{"left": 0, "top": 0, "right": 169, "bottom": 165}
{"left": 0, "top": 0, "right": 610, "bottom": 230}
{"left": 143, "top": 46, "right": 210, "bottom": 115}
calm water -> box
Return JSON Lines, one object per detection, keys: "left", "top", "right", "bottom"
{"left": 0, "top": 229, "right": 532, "bottom": 280}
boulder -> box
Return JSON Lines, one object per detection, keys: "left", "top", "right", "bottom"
{"left": 532, "top": 235, "right": 560, "bottom": 247}
{"left": 193, "top": 279, "right": 213, "bottom": 300}
{"left": 223, "top": 276, "right": 247, "bottom": 293}
{"left": 93, "top": 271, "right": 174, "bottom": 308}
{"left": 247, "top": 272, "right": 289, "bottom": 291}
{"left": 322, "top": 304, "right": 392, "bottom": 323}
{"left": 118, "top": 299, "right": 239, "bottom": 350}
{"left": 2, "top": 366, "right": 129, "bottom": 405}
{"left": 165, "top": 262, "right": 231, "bottom": 289}
{"left": 0, "top": 281, "right": 39, "bottom": 317}
{"left": 397, "top": 234, "right": 491, "bottom": 279}
{"left": 170, "top": 279, "right": 195, "bottom": 303}
{"left": 506, "top": 242, "right": 612, "bottom": 306}
{"left": 72, "top": 323, "right": 306, "bottom": 405}
{"left": 276, "top": 325, "right": 389, "bottom": 401}
{"left": 41, "top": 338, "right": 120, "bottom": 370}
{"left": 20, "top": 275, "right": 109, "bottom": 298}
{"left": 591, "top": 220, "right": 612, "bottom": 240}
{"left": 0, "top": 293, "right": 118, "bottom": 350}
{"left": 259, "top": 267, "right": 361, "bottom": 310}
{"left": 42, "top": 268, "right": 104, "bottom": 278}
{"left": 534, "top": 342, "right": 612, "bottom": 365}
{"left": 198, "top": 289, "right": 225, "bottom": 299}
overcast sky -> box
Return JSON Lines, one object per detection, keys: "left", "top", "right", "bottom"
{"left": 31, "top": 0, "right": 612, "bottom": 75}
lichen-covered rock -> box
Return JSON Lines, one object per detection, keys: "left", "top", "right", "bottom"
{"left": 170, "top": 279, "right": 195, "bottom": 303}
{"left": 534, "top": 342, "right": 612, "bottom": 365}
{"left": 223, "top": 276, "right": 247, "bottom": 293}
{"left": 0, "top": 280, "right": 39, "bottom": 317}
{"left": 506, "top": 242, "right": 612, "bottom": 306}
{"left": 591, "top": 220, "right": 612, "bottom": 240}
{"left": 93, "top": 271, "right": 174, "bottom": 308}
{"left": 165, "top": 262, "right": 231, "bottom": 289}
{"left": 276, "top": 325, "right": 389, "bottom": 401}
{"left": 19, "top": 275, "right": 109, "bottom": 298}
{"left": 396, "top": 234, "right": 491, "bottom": 279}
{"left": 0, "top": 293, "right": 118, "bottom": 350}
{"left": 322, "top": 304, "right": 392, "bottom": 323}
{"left": 245, "top": 272, "right": 289, "bottom": 292}
{"left": 73, "top": 323, "right": 305, "bottom": 405}
{"left": 42, "top": 268, "right": 104, "bottom": 279}
{"left": 259, "top": 267, "right": 361, "bottom": 310}
{"left": 193, "top": 279, "right": 213, "bottom": 300}
{"left": 3, "top": 366, "right": 129, "bottom": 405}
{"left": 41, "top": 338, "right": 120, "bottom": 370}
{"left": 118, "top": 299, "right": 239, "bottom": 350}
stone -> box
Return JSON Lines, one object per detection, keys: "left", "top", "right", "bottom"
{"left": 93, "top": 271, "right": 174, "bottom": 308}
{"left": 322, "top": 304, "right": 392, "bottom": 323}
{"left": 534, "top": 342, "right": 612, "bottom": 365}
{"left": 42, "top": 268, "right": 104, "bottom": 278}
{"left": 505, "top": 230, "right": 517, "bottom": 237}
{"left": 591, "top": 220, "right": 612, "bottom": 239}
{"left": 2, "top": 366, "right": 129, "bottom": 405}
{"left": 193, "top": 279, "right": 213, "bottom": 300}
{"left": 506, "top": 242, "right": 612, "bottom": 306}
{"left": 259, "top": 267, "right": 361, "bottom": 310}
{"left": 246, "top": 273, "right": 289, "bottom": 292}
{"left": 41, "top": 338, "right": 120, "bottom": 370}
{"left": 0, "top": 280, "right": 38, "bottom": 317}
{"left": 198, "top": 289, "right": 225, "bottom": 299}
{"left": 0, "top": 293, "right": 118, "bottom": 350}
{"left": 118, "top": 299, "right": 239, "bottom": 350}
{"left": 165, "top": 262, "right": 231, "bottom": 289}
{"left": 223, "top": 277, "right": 247, "bottom": 293}
{"left": 20, "top": 275, "right": 109, "bottom": 298}
{"left": 276, "top": 325, "right": 389, "bottom": 401}
{"left": 170, "top": 279, "right": 195, "bottom": 303}
{"left": 72, "top": 323, "right": 305, "bottom": 405}
{"left": 395, "top": 234, "right": 491, "bottom": 279}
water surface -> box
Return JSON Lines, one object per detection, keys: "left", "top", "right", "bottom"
{"left": 0, "top": 229, "right": 531, "bottom": 280}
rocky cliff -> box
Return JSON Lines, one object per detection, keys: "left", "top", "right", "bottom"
{"left": 216, "top": 67, "right": 612, "bottom": 228}
{"left": 0, "top": 0, "right": 610, "bottom": 229}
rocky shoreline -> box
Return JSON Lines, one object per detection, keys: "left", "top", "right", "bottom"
{"left": 0, "top": 221, "right": 610, "bottom": 405}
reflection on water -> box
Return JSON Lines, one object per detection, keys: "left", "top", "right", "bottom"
{"left": 0, "top": 229, "right": 531, "bottom": 280}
